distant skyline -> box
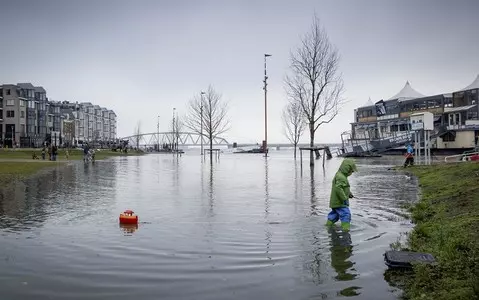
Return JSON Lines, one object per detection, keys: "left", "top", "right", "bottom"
{"left": 1, "top": 0, "right": 478, "bottom": 143}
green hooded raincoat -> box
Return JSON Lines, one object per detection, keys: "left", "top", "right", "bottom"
{"left": 329, "top": 158, "right": 357, "bottom": 208}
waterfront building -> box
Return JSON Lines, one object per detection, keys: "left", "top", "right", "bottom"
{"left": 0, "top": 82, "right": 117, "bottom": 148}
{"left": 348, "top": 75, "right": 479, "bottom": 153}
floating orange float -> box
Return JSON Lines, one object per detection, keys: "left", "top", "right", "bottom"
{"left": 119, "top": 210, "right": 139, "bottom": 224}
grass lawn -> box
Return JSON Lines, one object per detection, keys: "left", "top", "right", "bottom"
{"left": 0, "top": 148, "right": 144, "bottom": 161}
{"left": 396, "top": 162, "right": 479, "bottom": 300}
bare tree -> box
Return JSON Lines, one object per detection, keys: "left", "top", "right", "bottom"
{"left": 282, "top": 101, "right": 306, "bottom": 159}
{"left": 170, "top": 114, "right": 184, "bottom": 151}
{"left": 134, "top": 120, "right": 141, "bottom": 149}
{"left": 285, "top": 15, "right": 345, "bottom": 165}
{"left": 185, "top": 85, "right": 230, "bottom": 161}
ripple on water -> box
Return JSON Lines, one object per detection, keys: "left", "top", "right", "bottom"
{"left": 0, "top": 154, "right": 417, "bottom": 300}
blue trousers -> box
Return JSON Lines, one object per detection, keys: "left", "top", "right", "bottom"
{"left": 327, "top": 207, "right": 351, "bottom": 224}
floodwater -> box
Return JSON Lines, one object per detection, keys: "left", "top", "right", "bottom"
{"left": 0, "top": 151, "right": 417, "bottom": 300}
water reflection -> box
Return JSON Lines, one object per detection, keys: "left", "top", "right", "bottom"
{"left": 264, "top": 158, "right": 269, "bottom": 219}
{"left": 208, "top": 160, "right": 214, "bottom": 215}
{"left": 119, "top": 223, "right": 139, "bottom": 235}
{"left": 328, "top": 228, "right": 361, "bottom": 297}
{"left": 309, "top": 166, "right": 318, "bottom": 216}
{"left": 264, "top": 158, "right": 272, "bottom": 261}
{"left": 0, "top": 154, "right": 417, "bottom": 300}
{"left": 328, "top": 228, "right": 356, "bottom": 281}
{"left": 0, "top": 165, "right": 77, "bottom": 231}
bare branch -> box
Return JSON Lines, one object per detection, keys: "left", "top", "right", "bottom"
{"left": 282, "top": 101, "right": 306, "bottom": 158}
{"left": 284, "top": 15, "right": 345, "bottom": 164}
{"left": 185, "top": 85, "right": 230, "bottom": 160}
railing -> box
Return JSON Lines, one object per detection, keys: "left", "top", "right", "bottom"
{"left": 444, "top": 150, "right": 479, "bottom": 163}
{"left": 447, "top": 124, "right": 479, "bottom": 130}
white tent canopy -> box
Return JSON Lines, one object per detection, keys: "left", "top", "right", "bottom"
{"left": 364, "top": 97, "right": 373, "bottom": 106}
{"left": 460, "top": 74, "right": 479, "bottom": 91}
{"left": 388, "top": 81, "right": 425, "bottom": 101}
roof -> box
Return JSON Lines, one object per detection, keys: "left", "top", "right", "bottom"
{"left": 388, "top": 81, "right": 425, "bottom": 101}
{"left": 444, "top": 104, "right": 477, "bottom": 113}
{"left": 17, "top": 83, "right": 35, "bottom": 89}
{"left": 35, "top": 86, "right": 46, "bottom": 93}
{"left": 460, "top": 74, "right": 479, "bottom": 91}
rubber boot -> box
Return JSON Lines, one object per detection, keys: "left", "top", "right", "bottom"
{"left": 341, "top": 222, "right": 350, "bottom": 232}
{"left": 326, "top": 220, "right": 335, "bottom": 227}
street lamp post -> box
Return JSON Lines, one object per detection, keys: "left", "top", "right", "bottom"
{"left": 175, "top": 109, "right": 179, "bottom": 155}
{"left": 200, "top": 91, "right": 205, "bottom": 156}
{"left": 172, "top": 108, "right": 176, "bottom": 152}
{"left": 263, "top": 53, "right": 272, "bottom": 157}
{"left": 157, "top": 115, "right": 160, "bottom": 152}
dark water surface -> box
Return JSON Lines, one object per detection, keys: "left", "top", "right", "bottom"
{"left": 0, "top": 152, "right": 417, "bottom": 300}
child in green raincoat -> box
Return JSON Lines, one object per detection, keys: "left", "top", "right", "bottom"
{"left": 326, "top": 158, "right": 357, "bottom": 231}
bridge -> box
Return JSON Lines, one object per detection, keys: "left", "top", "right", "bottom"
{"left": 119, "top": 132, "right": 230, "bottom": 148}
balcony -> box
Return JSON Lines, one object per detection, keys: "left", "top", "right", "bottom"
{"left": 358, "top": 116, "right": 377, "bottom": 123}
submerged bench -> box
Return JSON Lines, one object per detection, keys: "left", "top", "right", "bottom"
{"left": 384, "top": 250, "right": 436, "bottom": 269}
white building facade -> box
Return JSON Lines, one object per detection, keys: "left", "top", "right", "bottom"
{"left": 70, "top": 102, "right": 117, "bottom": 145}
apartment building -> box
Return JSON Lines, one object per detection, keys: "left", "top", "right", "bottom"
{"left": 0, "top": 85, "right": 27, "bottom": 147}
{"left": 0, "top": 82, "right": 117, "bottom": 148}
{"left": 108, "top": 110, "right": 117, "bottom": 140}
{"left": 350, "top": 74, "right": 479, "bottom": 150}
{"left": 53, "top": 101, "right": 117, "bottom": 146}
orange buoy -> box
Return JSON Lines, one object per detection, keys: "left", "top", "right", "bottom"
{"left": 119, "top": 210, "right": 139, "bottom": 225}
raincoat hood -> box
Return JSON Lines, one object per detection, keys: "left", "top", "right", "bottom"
{"left": 338, "top": 159, "right": 357, "bottom": 176}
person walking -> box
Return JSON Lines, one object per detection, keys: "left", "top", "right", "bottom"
{"left": 326, "top": 159, "right": 357, "bottom": 232}
{"left": 404, "top": 144, "right": 414, "bottom": 167}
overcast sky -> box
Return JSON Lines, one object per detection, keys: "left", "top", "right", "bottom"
{"left": 1, "top": 0, "right": 478, "bottom": 143}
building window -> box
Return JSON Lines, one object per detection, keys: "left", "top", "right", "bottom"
{"left": 7, "top": 111, "right": 14, "bottom": 118}
{"left": 6, "top": 89, "right": 11, "bottom": 95}
{"left": 6, "top": 99, "right": 14, "bottom": 106}
{"left": 442, "top": 132, "right": 456, "bottom": 142}
{"left": 467, "top": 111, "right": 478, "bottom": 120}
{"left": 449, "top": 113, "right": 463, "bottom": 126}
{"left": 21, "top": 124, "right": 25, "bottom": 134}
{"left": 21, "top": 111, "right": 25, "bottom": 118}
{"left": 20, "top": 100, "right": 25, "bottom": 107}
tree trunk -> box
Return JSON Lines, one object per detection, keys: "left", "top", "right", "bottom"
{"left": 309, "top": 122, "right": 315, "bottom": 166}
{"left": 209, "top": 133, "right": 213, "bottom": 162}
{"left": 293, "top": 144, "right": 297, "bottom": 159}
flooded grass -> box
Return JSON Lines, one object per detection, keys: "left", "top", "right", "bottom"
{"left": 0, "top": 161, "right": 65, "bottom": 185}
{"left": 400, "top": 162, "right": 479, "bottom": 300}
{"left": 0, "top": 149, "right": 143, "bottom": 161}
